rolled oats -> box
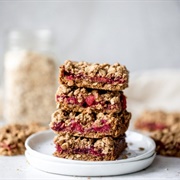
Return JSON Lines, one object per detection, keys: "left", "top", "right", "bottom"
{"left": 4, "top": 51, "right": 57, "bottom": 125}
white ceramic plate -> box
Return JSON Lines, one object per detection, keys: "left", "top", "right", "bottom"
{"left": 25, "top": 130, "right": 156, "bottom": 164}
{"left": 25, "top": 150, "right": 156, "bottom": 176}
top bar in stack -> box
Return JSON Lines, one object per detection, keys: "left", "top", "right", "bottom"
{"left": 59, "top": 60, "right": 129, "bottom": 91}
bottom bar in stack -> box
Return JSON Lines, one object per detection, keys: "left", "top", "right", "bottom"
{"left": 53, "top": 134, "right": 127, "bottom": 161}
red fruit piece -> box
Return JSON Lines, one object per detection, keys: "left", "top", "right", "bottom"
{"left": 70, "top": 121, "right": 84, "bottom": 133}
{"left": 121, "top": 94, "right": 127, "bottom": 110}
{"left": 66, "top": 75, "right": 73, "bottom": 80}
{"left": 56, "top": 95, "right": 60, "bottom": 101}
{"left": 67, "top": 97, "right": 78, "bottom": 104}
{"left": 97, "top": 77, "right": 108, "bottom": 83}
{"left": 85, "top": 95, "right": 95, "bottom": 106}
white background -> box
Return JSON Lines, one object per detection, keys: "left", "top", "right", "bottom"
{"left": 0, "top": 0, "right": 180, "bottom": 83}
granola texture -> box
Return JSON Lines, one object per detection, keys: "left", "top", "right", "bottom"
{"left": 50, "top": 109, "right": 131, "bottom": 138}
{"left": 134, "top": 110, "right": 180, "bottom": 132}
{"left": 53, "top": 133, "right": 127, "bottom": 161}
{"left": 59, "top": 60, "right": 129, "bottom": 91}
{"left": 0, "top": 123, "right": 47, "bottom": 156}
{"left": 56, "top": 84, "right": 126, "bottom": 113}
{"left": 134, "top": 110, "right": 180, "bottom": 157}
{"left": 4, "top": 51, "right": 57, "bottom": 124}
{"left": 50, "top": 60, "right": 131, "bottom": 161}
{"left": 150, "top": 123, "right": 180, "bottom": 157}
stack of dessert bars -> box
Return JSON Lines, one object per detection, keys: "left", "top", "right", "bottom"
{"left": 50, "top": 60, "right": 131, "bottom": 161}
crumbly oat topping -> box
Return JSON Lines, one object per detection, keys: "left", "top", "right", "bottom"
{"left": 151, "top": 123, "right": 180, "bottom": 157}
{"left": 0, "top": 123, "right": 47, "bottom": 156}
{"left": 63, "top": 60, "right": 128, "bottom": 78}
{"left": 56, "top": 84, "right": 122, "bottom": 103}
{"left": 94, "top": 137, "right": 114, "bottom": 154}
{"left": 59, "top": 60, "right": 129, "bottom": 91}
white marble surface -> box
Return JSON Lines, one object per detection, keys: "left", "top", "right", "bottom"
{"left": 0, "top": 154, "right": 180, "bottom": 179}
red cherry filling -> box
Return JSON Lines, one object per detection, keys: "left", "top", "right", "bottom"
{"left": 56, "top": 144, "right": 63, "bottom": 153}
{"left": 56, "top": 144, "right": 103, "bottom": 156}
{"left": 56, "top": 94, "right": 126, "bottom": 111}
{"left": 52, "top": 121, "right": 65, "bottom": 131}
{"left": 137, "top": 122, "right": 167, "bottom": 131}
{"left": 121, "top": 94, "right": 127, "bottom": 110}
{"left": 64, "top": 71, "right": 125, "bottom": 84}
{"left": 85, "top": 95, "right": 95, "bottom": 106}
{"left": 92, "top": 120, "right": 111, "bottom": 133}
{"left": 69, "top": 120, "right": 84, "bottom": 133}
{"left": 52, "top": 119, "right": 110, "bottom": 133}
{"left": 0, "top": 142, "right": 17, "bottom": 151}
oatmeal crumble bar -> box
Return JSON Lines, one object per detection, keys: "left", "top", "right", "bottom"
{"left": 59, "top": 60, "right": 129, "bottom": 91}
{"left": 53, "top": 133, "right": 127, "bottom": 161}
{"left": 56, "top": 84, "right": 127, "bottom": 113}
{"left": 151, "top": 123, "right": 180, "bottom": 157}
{"left": 0, "top": 123, "right": 47, "bottom": 156}
{"left": 50, "top": 109, "right": 131, "bottom": 138}
{"left": 134, "top": 110, "right": 180, "bottom": 132}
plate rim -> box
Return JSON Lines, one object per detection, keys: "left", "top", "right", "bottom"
{"left": 25, "top": 150, "right": 156, "bottom": 176}
{"left": 25, "top": 130, "right": 156, "bottom": 164}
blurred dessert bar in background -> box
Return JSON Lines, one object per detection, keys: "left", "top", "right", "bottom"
{"left": 0, "top": 123, "right": 47, "bottom": 156}
{"left": 134, "top": 110, "right": 180, "bottom": 132}
{"left": 151, "top": 123, "right": 180, "bottom": 157}
{"left": 134, "top": 110, "right": 180, "bottom": 157}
